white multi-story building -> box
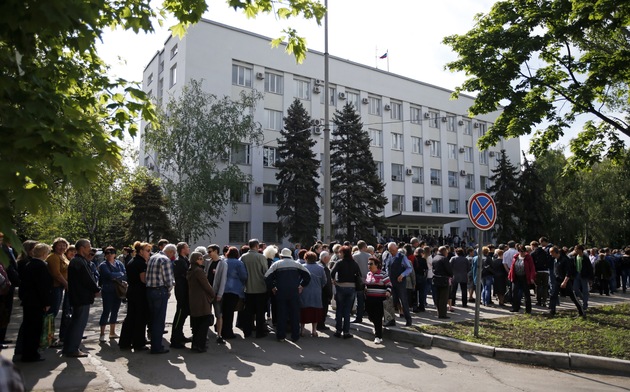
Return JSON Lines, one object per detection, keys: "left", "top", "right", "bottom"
{"left": 139, "top": 19, "right": 519, "bottom": 247}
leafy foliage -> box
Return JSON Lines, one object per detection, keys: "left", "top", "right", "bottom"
{"left": 444, "top": 0, "right": 630, "bottom": 170}
{"left": 331, "top": 103, "right": 387, "bottom": 244}
{"left": 517, "top": 152, "right": 547, "bottom": 242}
{"left": 487, "top": 150, "right": 520, "bottom": 243}
{"left": 144, "top": 80, "right": 263, "bottom": 243}
{"left": 275, "top": 99, "right": 320, "bottom": 247}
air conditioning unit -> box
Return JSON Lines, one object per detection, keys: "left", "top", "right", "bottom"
{"left": 405, "top": 168, "right": 413, "bottom": 176}
{"left": 459, "top": 147, "right": 465, "bottom": 153}
{"left": 424, "top": 112, "right": 431, "bottom": 118}
{"left": 458, "top": 120, "right": 464, "bottom": 126}
{"left": 254, "top": 186, "right": 264, "bottom": 194}
{"left": 313, "top": 86, "right": 321, "bottom": 94}
{"left": 426, "top": 199, "right": 433, "bottom": 205}
{"left": 313, "top": 127, "right": 322, "bottom": 135}
{"left": 460, "top": 170, "right": 467, "bottom": 176}
{"left": 255, "top": 72, "right": 264, "bottom": 80}
{"left": 442, "top": 117, "right": 448, "bottom": 122}
{"left": 338, "top": 92, "right": 346, "bottom": 100}
{"left": 425, "top": 140, "right": 432, "bottom": 146}
{"left": 474, "top": 122, "right": 480, "bottom": 128}
{"left": 311, "top": 119, "right": 321, "bottom": 126}
{"left": 391, "top": 175, "right": 399, "bottom": 181}
{"left": 362, "top": 97, "right": 369, "bottom": 104}
{"left": 314, "top": 79, "right": 323, "bottom": 86}
{"left": 489, "top": 151, "right": 495, "bottom": 157}
{"left": 384, "top": 104, "right": 391, "bottom": 111}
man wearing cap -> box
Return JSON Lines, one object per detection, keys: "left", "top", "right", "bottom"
{"left": 264, "top": 248, "right": 311, "bottom": 342}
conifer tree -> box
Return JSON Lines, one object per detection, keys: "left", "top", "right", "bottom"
{"left": 487, "top": 149, "right": 521, "bottom": 243}
{"left": 276, "top": 99, "right": 320, "bottom": 247}
{"left": 126, "top": 175, "right": 177, "bottom": 244}
{"left": 331, "top": 103, "right": 387, "bottom": 243}
{"left": 517, "top": 152, "right": 547, "bottom": 242}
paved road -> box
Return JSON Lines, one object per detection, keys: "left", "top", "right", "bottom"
{"left": 3, "top": 292, "right": 629, "bottom": 391}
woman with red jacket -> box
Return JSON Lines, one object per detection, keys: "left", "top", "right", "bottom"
{"left": 508, "top": 244, "right": 536, "bottom": 314}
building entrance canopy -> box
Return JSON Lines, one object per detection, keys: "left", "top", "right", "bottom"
{"left": 385, "top": 212, "right": 467, "bottom": 226}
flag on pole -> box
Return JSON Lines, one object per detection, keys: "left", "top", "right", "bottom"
{"left": 379, "top": 51, "right": 388, "bottom": 59}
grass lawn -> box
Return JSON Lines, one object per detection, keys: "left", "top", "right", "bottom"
{"left": 413, "top": 303, "right": 630, "bottom": 360}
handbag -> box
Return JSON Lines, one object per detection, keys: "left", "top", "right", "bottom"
{"left": 40, "top": 314, "right": 54, "bottom": 349}
{"left": 114, "top": 279, "right": 128, "bottom": 299}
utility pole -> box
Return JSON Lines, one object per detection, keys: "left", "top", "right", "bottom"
{"left": 323, "top": 0, "right": 332, "bottom": 243}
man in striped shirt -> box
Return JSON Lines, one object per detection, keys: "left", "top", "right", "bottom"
{"left": 146, "top": 243, "right": 176, "bottom": 354}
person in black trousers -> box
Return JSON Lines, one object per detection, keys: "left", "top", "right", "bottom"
{"left": 170, "top": 242, "right": 191, "bottom": 348}
{"left": 431, "top": 246, "right": 453, "bottom": 319}
{"left": 119, "top": 242, "right": 151, "bottom": 351}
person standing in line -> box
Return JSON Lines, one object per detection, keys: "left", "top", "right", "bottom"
{"left": 207, "top": 244, "right": 227, "bottom": 344}
{"left": 145, "top": 244, "right": 176, "bottom": 354}
{"left": 530, "top": 240, "right": 550, "bottom": 307}
{"left": 316, "top": 251, "right": 333, "bottom": 331}
{"left": 431, "top": 246, "right": 453, "bottom": 319}
{"left": 63, "top": 239, "right": 100, "bottom": 358}
{"left": 449, "top": 248, "right": 470, "bottom": 308}
{"left": 383, "top": 242, "right": 414, "bottom": 326}
{"left": 351, "top": 240, "right": 370, "bottom": 324}
{"left": 118, "top": 242, "right": 151, "bottom": 351}
{"left": 300, "top": 252, "right": 326, "bottom": 337}
{"left": 330, "top": 246, "right": 361, "bottom": 338}
{"left": 171, "top": 242, "right": 191, "bottom": 348}
{"left": 98, "top": 246, "right": 126, "bottom": 342}
{"left": 221, "top": 247, "right": 247, "bottom": 340}
{"left": 240, "top": 239, "right": 269, "bottom": 339}
{"left": 364, "top": 257, "right": 391, "bottom": 344}
{"left": 508, "top": 245, "right": 536, "bottom": 314}
{"left": 570, "top": 244, "right": 593, "bottom": 313}
{"left": 594, "top": 253, "right": 612, "bottom": 296}
{"left": 187, "top": 252, "right": 216, "bottom": 353}
{"left": 46, "top": 238, "right": 70, "bottom": 348}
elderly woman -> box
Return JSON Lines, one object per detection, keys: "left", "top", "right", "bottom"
{"left": 187, "top": 252, "right": 216, "bottom": 353}
{"left": 300, "top": 252, "right": 327, "bottom": 337}
{"left": 119, "top": 241, "right": 151, "bottom": 351}
{"left": 46, "top": 237, "right": 71, "bottom": 347}
{"left": 98, "top": 246, "right": 127, "bottom": 342}
{"left": 221, "top": 246, "right": 248, "bottom": 340}
{"left": 365, "top": 257, "right": 391, "bottom": 344}
{"left": 330, "top": 245, "right": 361, "bottom": 339}
{"left": 508, "top": 244, "right": 536, "bottom": 314}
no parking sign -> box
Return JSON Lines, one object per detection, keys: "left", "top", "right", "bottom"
{"left": 467, "top": 192, "right": 496, "bottom": 231}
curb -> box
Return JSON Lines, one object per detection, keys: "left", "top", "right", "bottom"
{"left": 382, "top": 327, "right": 630, "bottom": 374}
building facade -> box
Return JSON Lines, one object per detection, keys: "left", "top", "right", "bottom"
{"left": 139, "top": 19, "right": 520, "bottom": 247}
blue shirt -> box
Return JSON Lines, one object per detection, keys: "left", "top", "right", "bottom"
{"left": 224, "top": 258, "right": 248, "bottom": 298}
{"left": 383, "top": 251, "right": 413, "bottom": 278}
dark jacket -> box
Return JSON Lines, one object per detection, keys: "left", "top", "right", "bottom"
{"left": 68, "top": 255, "right": 100, "bottom": 307}
{"left": 319, "top": 262, "right": 333, "bottom": 300}
{"left": 553, "top": 252, "right": 575, "bottom": 282}
{"left": 531, "top": 246, "right": 551, "bottom": 271}
{"left": 594, "top": 258, "right": 612, "bottom": 280}
{"left": 265, "top": 257, "right": 311, "bottom": 297}
{"left": 570, "top": 251, "right": 594, "bottom": 280}
{"left": 330, "top": 257, "right": 361, "bottom": 284}
{"left": 432, "top": 254, "right": 453, "bottom": 279}
{"left": 173, "top": 255, "right": 190, "bottom": 303}
{"left": 19, "top": 258, "right": 52, "bottom": 308}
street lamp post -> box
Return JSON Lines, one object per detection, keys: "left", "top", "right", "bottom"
{"left": 323, "top": 0, "right": 332, "bottom": 243}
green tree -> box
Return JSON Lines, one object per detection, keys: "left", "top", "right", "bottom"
{"left": 331, "top": 103, "right": 387, "bottom": 244}
{"left": 144, "top": 79, "right": 263, "bottom": 243}
{"left": 517, "top": 152, "right": 548, "bottom": 242}
{"left": 0, "top": 0, "right": 325, "bottom": 254}
{"left": 275, "top": 99, "right": 320, "bottom": 247}
{"left": 444, "top": 0, "right": 630, "bottom": 169}
{"left": 487, "top": 150, "right": 521, "bottom": 243}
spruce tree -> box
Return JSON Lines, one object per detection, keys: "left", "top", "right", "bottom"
{"left": 126, "top": 176, "right": 177, "bottom": 243}
{"left": 517, "top": 152, "right": 547, "bottom": 242}
{"left": 487, "top": 149, "right": 521, "bottom": 244}
{"left": 276, "top": 99, "right": 320, "bottom": 247}
{"left": 331, "top": 103, "right": 387, "bottom": 244}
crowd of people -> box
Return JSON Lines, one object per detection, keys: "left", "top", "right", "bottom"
{"left": 1, "top": 233, "right": 629, "bottom": 364}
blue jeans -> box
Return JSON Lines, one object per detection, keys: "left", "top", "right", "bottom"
{"left": 49, "top": 286, "right": 64, "bottom": 318}
{"left": 100, "top": 286, "right": 122, "bottom": 326}
{"left": 63, "top": 304, "right": 90, "bottom": 354}
{"left": 147, "top": 287, "right": 169, "bottom": 352}
{"left": 482, "top": 276, "right": 494, "bottom": 305}
{"left": 573, "top": 275, "right": 589, "bottom": 310}
{"left": 335, "top": 286, "right": 355, "bottom": 334}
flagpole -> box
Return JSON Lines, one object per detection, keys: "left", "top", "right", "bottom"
{"left": 387, "top": 50, "right": 389, "bottom": 72}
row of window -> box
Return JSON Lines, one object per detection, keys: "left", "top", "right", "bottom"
{"left": 229, "top": 222, "right": 279, "bottom": 244}
{"left": 233, "top": 64, "right": 488, "bottom": 131}
{"left": 391, "top": 196, "right": 465, "bottom": 214}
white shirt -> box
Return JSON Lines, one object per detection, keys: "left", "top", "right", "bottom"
{"left": 503, "top": 247, "right": 518, "bottom": 270}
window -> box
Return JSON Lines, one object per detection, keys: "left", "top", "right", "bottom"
{"left": 412, "top": 197, "right": 423, "bottom": 212}
{"left": 368, "top": 96, "right": 381, "bottom": 115}
{"left": 411, "top": 166, "right": 423, "bottom": 184}
{"left": 411, "top": 136, "right": 423, "bottom": 154}
{"left": 391, "top": 164, "right": 404, "bottom": 181}
{"left": 430, "top": 169, "right": 441, "bottom": 185}
{"left": 170, "top": 44, "right": 178, "bottom": 59}
{"left": 480, "top": 175, "right": 489, "bottom": 191}
{"left": 429, "top": 110, "right": 439, "bottom": 128}
{"left": 430, "top": 140, "right": 441, "bottom": 157}
{"left": 265, "top": 109, "right": 283, "bottom": 131}
{"left": 321, "top": 87, "right": 336, "bottom": 106}
{"left": 465, "top": 174, "right": 475, "bottom": 190}
{"left": 392, "top": 195, "right": 404, "bottom": 212}
{"left": 375, "top": 161, "right": 383, "bottom": 180}
{"left": 263, "top": 184, "right": 278, "bottom": 204}
{"left": 478, "top": 123, "right": 487, "bottom": 137}
{"left": 231, "top": 143, "right": 251, "bottom": 165}
{"left": 448, "top": 171, "right": 458, "bottom": 187}
{"left": 263, "top": 146, "right": 278, "bottom": 167}
{"left": 447, "top": 143, "right": 457, "bottom": 160}
{"left": 147, "top": 73, "right": 153, "bottom": 86}
{"left": 449, "top": 199, "right": 459, "bottom": 214}
{"left": 294, "top": 79, "right": 311, "bottom": 100}
{"left": 265, "top": 72, "right": 284, "bottom": 94}
{"left": 390, "top": 102, "right": 402, "bottom": 120}
{"left": 346, "top": 91, "right": 360, "bottom": 110}
{"left": 158, "top": 52, "right": 164, "bottom": 74}
{"left": 230, "top": 184, "right": 250, "bottom": 204}
{"left": 462, "top": 119, "right": 472, "bottom": 135}
{"left": 464, "top": 146, "right": 473, "bottom": 162}
{"left": 232, "top": 64, "right": 253, "bottom": 87}
{"left": 431, "top": 198, "right": 442, "bottom": 213}
{"left": 157, "top": 78, "right": 163, "bottom": 100}
{"left": 263, "top": 222, "right": 279, "bottom": 243}
{"left": 229, "top": 222, "right": 249, "bottom": 243}
{"left": 369, "top": 129, "right": 382, "bottom": 147}
{"left": 410, "top": 107, "right": 421, "bottom": 124}
{"left": 479, "top": 150, "right": 488, "bottom": 165}
{"left": 391, "top": 133, "right": 403, "bottom": 150}
{"left": 169, "top": 64, "right": 177, "bottom": 88}
{"left": 446, "top": 115, "right": 456, "bottom": 132}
